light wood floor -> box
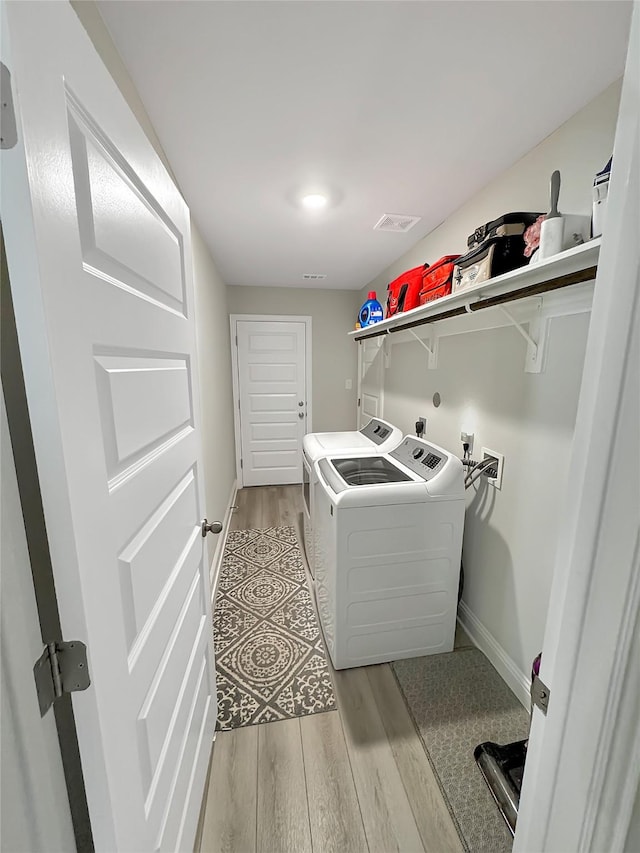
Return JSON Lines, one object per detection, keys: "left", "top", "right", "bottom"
{"left": 198, "top": 485, "right": 465, "bottom": 853}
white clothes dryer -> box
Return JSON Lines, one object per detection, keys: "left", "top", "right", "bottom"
{"left": 302, "top": 418, "right": 403, "bottom": 577}
{"left": 313, "top": 435, "right": 464, "bottom": 670}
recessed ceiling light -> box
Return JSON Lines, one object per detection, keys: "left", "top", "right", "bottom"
{"left": 301, "top": 193, "right": 328, "bottom": 210}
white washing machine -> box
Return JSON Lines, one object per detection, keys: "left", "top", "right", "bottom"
{"left": 313, "top": 435, "right": 465, "bottom": 670}
{"left": 302, "top": 418, "right": 403, "bottom": 577}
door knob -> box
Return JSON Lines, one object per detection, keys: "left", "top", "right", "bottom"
{"left": 201, "top": 518, "right": 223, "bottom": 537}
{"left": 298, "top": 401, "right": 304, "bottom": 407}
{"left": 298, "top": 412, "right": 304, "bottom": 419}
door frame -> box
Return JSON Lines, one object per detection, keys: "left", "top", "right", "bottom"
{"left": 1, "top": 238, "right": 92, "bottom": 851}
{"left": 230, "top": 314, "right": 312, "bottom": 488}
{"left": 514, "top": 5, "right": 639, "bottom": 850}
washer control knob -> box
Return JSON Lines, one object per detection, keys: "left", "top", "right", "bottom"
{"left": 413, "top": 448, "right": 424, "bottom": 459}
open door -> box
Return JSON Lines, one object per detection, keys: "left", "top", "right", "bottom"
{"left": 1, "top": 3, "right": 217, "bottom": 850}
{"left": 356, "top": 337, "right": 385, "bottom": 428}
{"left": 515, "top": 7, "right": 639, "bottom": 850}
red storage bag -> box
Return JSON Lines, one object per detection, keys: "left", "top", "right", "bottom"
{"left": 419, "top": 255, "right": 460, "bottom": 305}
{"left": 386, "top": 265, "right": 427, "bottom": 317}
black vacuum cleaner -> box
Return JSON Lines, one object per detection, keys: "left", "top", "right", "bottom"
{"left": 473, "top": 654, "right": 541, "bottom": 836}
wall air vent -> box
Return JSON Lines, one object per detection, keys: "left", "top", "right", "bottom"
{"left": 373, "top": 213, "right": 421, "bottom": 233}
{"left": 303, "top": 273, "right": 327, "bottom": 280}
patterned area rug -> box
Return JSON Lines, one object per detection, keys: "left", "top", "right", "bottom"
{"left": 392, "top": 648, "right": 530, "bottom": 853}
{"left": 213, "top": 526, "right": 336, "bottom": 730}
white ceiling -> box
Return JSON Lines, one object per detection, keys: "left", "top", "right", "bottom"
{"left": 98, "top": 1, "right": 632, "bottom": 290}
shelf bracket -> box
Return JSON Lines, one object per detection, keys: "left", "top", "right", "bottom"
{"left": 382, "top": 334, "right": 391, "bottom": 368}
{"left": 408, "top": 329, "right": 433, "bottom": 356}
{"left": 406, "top": 329, "right": 438, "bottom": 369}
{"left": 499, "top": 304, "right": 549, "bottom": 373}
{"left": 499, "top": 306, "right": 538, "bottom": 351}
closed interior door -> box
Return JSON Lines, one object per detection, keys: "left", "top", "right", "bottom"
{"left": 236, "top": 320, "right": 307, "bottom": 486}
{"left": 1, "top": 4, "right": 216, "bottom": 851}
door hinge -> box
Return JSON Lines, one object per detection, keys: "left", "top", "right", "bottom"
{"left": 357, "top": 397, "right": 361, "bottom": 407}
{"left": 531, "top": 674, "right": 550, "bottom": 715}
{"left": 240, "top": 458, "right": 243, "bottom": 469}
{"left": 235, "top": 335, "right": 238, "bottom": 345}
{"left": 33, "top": 641, "right": 90, "bottom": 717}
{"left": 1, "top": 63, "right": 18, "bottom": 149}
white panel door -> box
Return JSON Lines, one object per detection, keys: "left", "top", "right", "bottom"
{"left": 357, "top": 337, "right": 385, "bottom": 427}
{"left": 1, "top": 4, "right": 216, "bottom": 851}
{"left": 236, "top": 320, "right": 306, "bottom": 486}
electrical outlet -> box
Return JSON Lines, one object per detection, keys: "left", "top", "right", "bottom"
{"left": 417, "top": 417, "right": 427, "bottom": 436}
{"left": 481, "top": 447, "right": 504, "bottom": 490}
{"left": 460, "top": 431, "right": 474, "bottom": 454}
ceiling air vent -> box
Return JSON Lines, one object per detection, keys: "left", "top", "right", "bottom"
{"left": 373, "top": 213, "right": 421, "bottom": 233}
{"left": 303, "top": 273, "right": 327, "bottom": 280}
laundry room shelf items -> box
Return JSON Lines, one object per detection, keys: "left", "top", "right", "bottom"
{"left": 350, "top": 238, "right": 601, "bottom": 342}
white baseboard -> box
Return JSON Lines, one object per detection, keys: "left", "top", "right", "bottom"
{"left": 209, "top": 479, "right": 238, "bottom": 605}
{"left": 457, "top": 600, "right": 531, "bottom": 709}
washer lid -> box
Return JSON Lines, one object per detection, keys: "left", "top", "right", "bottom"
{"left": 329, "top": 456, "right": 413, "bottom": 487}
{"left": 306, "top": 430, "right": 373, "bottom": 454}
{"left": 302, "top": 418, "right": 402, "bottom": 462}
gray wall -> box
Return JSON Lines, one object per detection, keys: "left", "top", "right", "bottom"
{"left": 364, "top": 80, "right": 621, "bottom": 297}
{"left": 226, "top": 286, "right": 362, "bottom": 432}
{"left": 382, "top": 316, "right": 589, "bottom": 681}
{"left": 626, "top": 781, "right": 640, "bottom": 853}
{"left": 359, "top": 81, "right": 622, "bottom": 684}
{"left": 71, "top": 1, "right": 238, "bottom": 548}
{"left": 192, "top": 226, "right": 237, "bottom": 526}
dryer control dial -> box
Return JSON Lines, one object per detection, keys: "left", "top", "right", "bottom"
{"left": 412, "top": 448, "right": 424, "bottom": 459}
